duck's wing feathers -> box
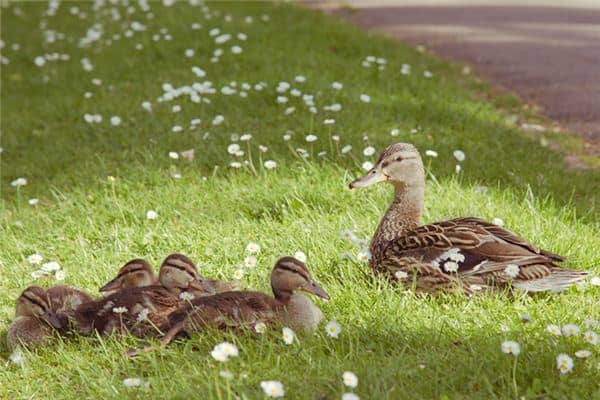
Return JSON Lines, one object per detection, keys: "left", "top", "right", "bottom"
{"left": 382, "top": 218, "right": 585, "bottom": 291}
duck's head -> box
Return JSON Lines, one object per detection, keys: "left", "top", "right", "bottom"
{"left": 349, "top": 143, "right": 424, "bottom": 189}
{"left": 271, "top": 257, "right": 330, "bottom": 301}
{"left": 15, "top": 286, "right": 63, "bottom": 329}
{"left": 99, "top": 259, "right": 156, "bottom": 293}
{"left": 158, "top": 253, "right": 206, "bottom": 294}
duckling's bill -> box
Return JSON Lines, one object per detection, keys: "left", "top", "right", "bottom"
{"left": 302, "top": 279, "right": 330, "bottom": 300}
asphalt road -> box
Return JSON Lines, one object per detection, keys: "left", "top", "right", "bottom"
{"left": 311, "top": 1, "right": 600, "bottom": 156}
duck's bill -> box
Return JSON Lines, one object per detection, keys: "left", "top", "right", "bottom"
{"left": 45, "top": 310, "right": 63, "bottom": 329}
{"left": 99, "top": 277, "right": 122, "bottom": 293}
{"left": 349, "top": 168, "right": 387, "bottom": 189}
{"left": 187, "top": 279, "right": 208, "bottom": 292}
{"left": 303, "top": 280, "right": 330, "bottom": 300}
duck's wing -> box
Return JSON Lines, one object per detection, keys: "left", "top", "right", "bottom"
{"left": 381, "top": 218, "right": 585, "bottom": 291}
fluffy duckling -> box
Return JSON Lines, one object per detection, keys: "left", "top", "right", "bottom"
{"left": 99, "top": 257, "right": 238, "bottom": 296}
{"left": 349, "top": 142, "right": 588, "bottom": 294}
{"left": 128, "top": 257, "right": 329, "bottom": 356}
{"left": 7, "top": 286, "right": 63, "bottom": 351}
{"left": 99, "top": 259, "right": 156, "bottom": 295}
{"left": 74, "top": 253, "right": 206, "bottom": 337}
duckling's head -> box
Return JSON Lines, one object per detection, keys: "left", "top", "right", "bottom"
{"left": 158, "top": 253, "right": 205, "bottom": 294}
{"left": 99, "top": 259, "right": 155, "bottom": 293}
{"left": 271, "top": 257, "right": 330, "bottom": 301}
{"left": 349, "top": 143, "right": 424, "bottom": 189}
{"left": 15, "top": 286, "right": 63, "bottom": 329}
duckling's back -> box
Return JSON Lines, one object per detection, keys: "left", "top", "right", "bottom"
{"left": 7, "top": 316, "right": 55, "bottom": 351}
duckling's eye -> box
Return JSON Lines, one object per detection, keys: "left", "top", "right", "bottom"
{"left": 395, "top": 156, "right": 403, "bottom": 162}
{"left": 381, "top": 161, "right": 389, "bottom": 168}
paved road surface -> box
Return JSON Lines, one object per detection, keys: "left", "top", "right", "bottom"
{"left": 311, "top": 1, "right": 600, "bottom": 156}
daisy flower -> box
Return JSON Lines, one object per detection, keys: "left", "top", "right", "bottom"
{"left": 342, "top": 394, "right": 360, "bottom": 400}
{"left": 123, "top": 378, "right": 142, "bottom": 388}
{"left": 584, "top": 330, "right": 598, "bottom": 345}
{"left": 254, "top": 322, "right": 267, "bottom": 334}
{"left": 356, "top": 249, "right": 371, "bottom": 263}
{"left": 556, "top": 353, "right": 574, "bottom": 374}
{"left": 562, "top": 324, "right": 580, "bottom": 337}
{"left": 325, "top": 321, "right": 341, "bottom": 338}
{"left": 55, "top": 270, "right": 66, "bottom": 281}
{"left": 179, "top": 292, "right": 195, "bottom": 301}
{"left": 294, "top": 251, "right": 307, "bottom": 263}
{"left": 110, "top": 116, "right": 121, "bottom": 126}
{"left": 394, "top": 270, "right": 409, "bottom": 280}
{"left": 332, "top": 81, "right": 343, "bottom": 90}
{"left": 246, "top": 242, "right": 261, "bottom": 254}
{"left": 574, "top": 350, "right": 592, "bottom": 358}
{"left": 260, "top": 381, "right": 284, "bottom": 398}
{"left": 9, "top": 349, "right": 24, "bottom": 366}
{"left": 244, "top": 255, "right": 258, "bottom": 268}
{"left": 113, "top": 306, "right": 128, "bottom": 314}
{"left": 146, "top": 210, "right": 158, "bottom": 220}
{"left": 211, "top": 342, "right": 238, "bottom": 362}
{"left": 492, "top": 218, "right": 504, "bottom": 226}
{"left": 425, "top": 150, "right": 438, "bottom": 158}
{"left": 590, "top": 277, "right": 600, "bottom": 286}
{"left": 41, "top": 261, "right": 61, "bottom": 272}
{"left": 546, "top": 324, "right": 562, "bottom": 336}
{"left": 362, "top": 161, "right": 373, "bottom": 171}
{"left": 11, "top": 178, "right": 27, "bottom": 187}
{"left": 342, "top": 371, "right": 358, "bottom": 388}
{"left": 504, "top": 264, "right": 520, "bottom": 279}
{"left": 27, "top": 254, "right": 43, "bottom": 265}
{"left": 341, "top": 145, "right": 352, "bottom": 154}
{"left": 233, "top": 269, "right": 245, "bottom": 280}
{"left": 227, "top": 144, "right": 241, "bottom": 154}
{"left": 501, "top": 341, "right": 520, "bottom": 356}
{"left": 359, "top": 94, "right": 370, "bottom": 103}
{"left": 219, "top": 370, "right": 233, "bottom": 380}
{"left": 363, "top": 146, "right": 375, "bottom": 156}
{"left": 169, "top": 151, "right": 179, "bottom": 159}
{"left": 282, "top": 327, "right": 295, "bottom": 344}
{"left": 212, "top": 115, "right": 224, "bottom": 125}
{"left": 28, "top": 198, "right": 39, "bottom": 206}
{"left": 305, "top": 134, "right": 318, "bottom": 142}
{"left": 390, "top": 128, "right": 400, "bottom": 137}
{"left": 453, "top": 150, "right": 466, "bottom": 162}
{"left": 136, "top": 308, "right": 149, "bottom": 322}
{"left": 264, "top": 160, "right": 277, "bottom": 169}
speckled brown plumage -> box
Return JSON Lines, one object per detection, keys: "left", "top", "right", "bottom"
{"left": 350, "top": 143, "right": 588, "bottom": 294}
{"left": 126, "top": 257, "right": 329, "bottom": 357}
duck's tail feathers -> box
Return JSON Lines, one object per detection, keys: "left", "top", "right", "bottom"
{"left": 513, "top": 267, "right": 588, "bottom": 292}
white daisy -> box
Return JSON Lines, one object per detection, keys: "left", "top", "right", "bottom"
{"left": 546, "top": 324, "right": 562, "bottom": 336}
{"left": 9, "top": 349, "right": 24, "bottom": 366}
{"left": 556, "top": 353, "right": 574, "bottom": 374}
{"left": 246, "top": 242, "right": 261, "bottom": 254}
{"left": 27, "top": 254, "right": 43, "bottom": 265}
{"left": 28, "top": 198, "right": 39, "bottom": 206}
{"left": 41, "top": 261, "right": 61, "bottom": 272}
{"left": 11, "top": 177, "right": 27, "bottom": 187}
{"left": 501, "top": 341, "right": 520, "bottom": 356}
{"left": 443, "top": 261, "right": 459, "bottom": 273}
{"left": 363, "top": 146, "right": 375, "bottom": 156}
{"left": 342, "top": 371, "right": 358, "bottom": 388}
{"left": 562, "top": 324, "right": 580, "bottom": 337}
{"left": 332, "top": 81, "right": 343, "bottom": 90}
{"left": 574, "top": 350, "right": 592, "bottom": 358}
{"left": 390, "top": 128, "right": 400, "bottom": 137}
{"left": 356, "top": 249, "right": 371, "bottom": 263}
{"left": 362, "top": 161, "right": 373, "bottom": 171}
{"left": 264, "top": 160, "right": 277, "bottom": 169}
{"left": 359, "top": 94, "right": 371, "bottom": 103}
{"left": 123, "top": 378, "right": 142, "bottom": 388}
{"left": 136, "top": 308, "right": 149, "bottom": 322}
{"left": 233, "top": 269, "right": 245, "bottom": 280}
{"left": 110, "top": 116, "right": 121, "bottom": 126}
{"left": 260, "top": 381, "right": 284, "bottom": 398}
{"left": 113, "top": 306, "right": 128, "bottom": 314}
{"left": 146, "top": 210, "right": 158, "bottom": 220}
{"left": 584, "top": 330, "right": 598, "bottom": 345}
{"left": 394, "top": 270, "right": 409, "bottom": 280}
{"left": 282, "top": 327, "right": 295, "bottom": 344}
{"left": 492, "top": 218, "right": 504, "bottom": 226}
{"left": 219, "top": 370, "right": 234, "bottom": 380}
{"left": 453, "top": 150, "right": 466, "bottom": 162}
{"left": 244, "top": 255, "right": 258, "bottom": 268}
{"left": 504, "top": 264, "right": 520, "bottom": 279}
{"left": 425, "top": 150, "right": 438, "bottom": 158}
{"left": 179, "top": 292, "right": 195, "bottom": 301}
{"left": 325, "top": 321, "right": 341, "bottom": 338}
{"left": 341, "top": 145, "right": 352, "bottom": 154}
{"left": 254, "top": 322, "right": 267, "bottom": 334}
{"left": 294, "top": 251, "right": 307, "bottom": 263}
{"left": 169, "top": 151, "right": 179, "bottom": 160}
{"left": 55, "top": 270, "right": 66, "bottom": 281}
{"left": 342, "top": 393, "right": 360, "bottom": 400}
{"left": 305, "top": 134, "right": 318, "bottom": 142}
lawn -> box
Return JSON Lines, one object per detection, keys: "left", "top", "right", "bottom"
{"left": 1, "top": 1, "right": 599, "bottom": 399}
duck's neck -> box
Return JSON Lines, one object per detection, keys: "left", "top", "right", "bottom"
{"left": 371, "top": 183, "right": 424, "bottom": 249}
{"left": 280, "top": 293, "right": 323, "bottom": 333}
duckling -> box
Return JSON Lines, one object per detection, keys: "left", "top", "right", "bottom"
{"left": 99, "top": 259, "right": 156, "bottom": 295}
{"left": 349, "top": 142, "right": 588, "bottom": 294}
{"left": 99, "top": 257, "right": 238, "bottom": 296}
{"left": 7, "top": 286, "right": 63, "bottom": 351}
{"left": 128, "top": 257, "right": 329, "bottom": 356}
{"left": 74, "top": 253, "right": 207, "bottom": 337}
{"left": 46, "top": 285, "right": 94, "bottom": 334}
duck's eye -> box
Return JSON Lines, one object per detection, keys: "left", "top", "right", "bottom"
{"left": 381, "top": 161, "right": 389, "bottom": 168}
{"left": 395, "top": 156, "right": 403, "bottom": 162}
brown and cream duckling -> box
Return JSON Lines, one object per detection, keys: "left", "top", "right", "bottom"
{"left": 99, "top": 256, "right": 238, "bottom": 296}
{"left": 75, "top": 253, "right": 206, "bottom": 337}
{"left": 99, "top": 259, "right": 156, "bottom": 295}
{"left": 7, "top": 286, "right": 63, "bottom": 351}
{"left": 349, "top": 142, "right": 588, "bottom": 294}
{"left": 46, "top": 285, "right": 95, "bottom": 334}
{"left": 128, "top": 257, "right": 329, "bottom": 356}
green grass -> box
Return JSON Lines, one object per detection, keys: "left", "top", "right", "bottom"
{"left": 1, "top": 1, "right": 599, "bottom": 399}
